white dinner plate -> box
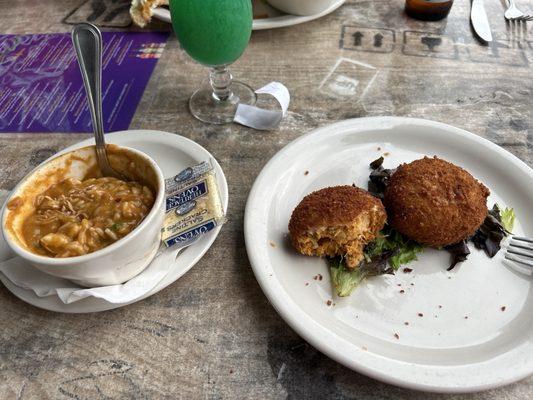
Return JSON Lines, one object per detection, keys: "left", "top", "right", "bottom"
{"left": 0, "top": 130, "right": 228, "bottom": 313}
{"left": 152, "top": 0, "right": 345, "bottom": 31}
{"left": 244, "top": 117, "right": 533, "bottom": 392}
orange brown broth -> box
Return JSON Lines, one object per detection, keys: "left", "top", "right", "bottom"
{"left": 5, "top": 145, "right": 158, "bottom": 258}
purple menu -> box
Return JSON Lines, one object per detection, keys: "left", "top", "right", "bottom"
{"left": 0, "top": 31, "right": 168, "bottom": 133}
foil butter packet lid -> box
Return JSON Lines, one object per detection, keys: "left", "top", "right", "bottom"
{"left": 162, "top": 161, "right": 226, "bottom": 248}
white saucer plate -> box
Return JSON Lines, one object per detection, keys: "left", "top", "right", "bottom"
{"left": 244, "top": 117, "right": 533, "bottom": 392}
{"left": 152, "top": 0, "right": 345, "bottom": 31}
{"left": 0, "top": 130, "right": 228, "bottom": 313}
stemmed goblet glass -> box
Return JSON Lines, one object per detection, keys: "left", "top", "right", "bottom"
{"left": 169, "top": 0, "right": 256, "bottom": 124}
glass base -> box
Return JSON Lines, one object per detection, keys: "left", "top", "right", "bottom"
{"left": 189, "top": 80, "right": 256, "bottom": 125}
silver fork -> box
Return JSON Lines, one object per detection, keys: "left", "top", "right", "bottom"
{"left": 504, "top": 1, "right": 531, "bottom": 48}
{"left": 504, "top": 0, "right": 533, "bottom": 20}
{"left": 505, "top": 236, "right": 533, "bottom": 269}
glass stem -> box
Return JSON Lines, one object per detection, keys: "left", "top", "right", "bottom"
{"left": 209, "top": 65, "right": 233, "bottom": 101}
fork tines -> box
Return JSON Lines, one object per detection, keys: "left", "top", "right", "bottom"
{"left": 505, "top": 236, "right": 533, "bottom": 268}
{"left": 511, "top": 236, "right": 533, "bottom": 244}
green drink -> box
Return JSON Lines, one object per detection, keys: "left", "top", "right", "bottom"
{"left": 169, "top": 0, "right": 252, "bottom": 66}
{"left": 168, "top": 0, "right": 256, "bottom": 125}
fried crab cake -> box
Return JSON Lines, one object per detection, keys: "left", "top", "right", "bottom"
{"left": 384, "top": 157, "right": 489, "bottom": 247}
{"left": 288, "top": 186, "right": 386, "bottom": 268}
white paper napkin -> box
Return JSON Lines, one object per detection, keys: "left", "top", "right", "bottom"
{"left": 234, "top": 81, "right": 290, "bottom": 130}
{"left": 0, "top": 246, "right": 180, "bottom": 304}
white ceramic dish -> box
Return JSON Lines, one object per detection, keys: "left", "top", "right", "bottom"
{"left": 244, "top": 117, "right": 533, "bottom": 392}
{"left": 266, "top": 0, "right": 336, "bottom": 16}
{"left": 0, "top": 130, "right": 228, "bottom": 313}
{"left": 1, "top": 145, "right": 165, "bottom": 287}
{"left": 151, "top": 0, "right": 345, "bottom": 31}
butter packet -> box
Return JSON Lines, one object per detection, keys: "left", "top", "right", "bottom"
{"left": 162, "top": 161, "right": 226, "bottom": 248}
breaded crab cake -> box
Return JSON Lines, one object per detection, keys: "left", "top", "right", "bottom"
{"left": 288, "top": 186, "right": 386, "bottom": 268}
{"left": 384, "top": 157, "right": 490, "bottom": 247}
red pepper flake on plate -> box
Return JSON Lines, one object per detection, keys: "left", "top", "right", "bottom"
{"left": 403, "top": 268, "right": 413, "bottom": 273}
{"left": 326, "top": 300, "right": 332, "bottom": 306}
{"left": 394, "top": 333, "right": 400, "bottom": 339}
{"left": 399, "top": 289, "right": 405, "bottom": 294}
{"left": 501, "top": 306, "right": 506, "bottom": 312}
{"left": 418, "top": 313, "right": 423, "bottom": 317}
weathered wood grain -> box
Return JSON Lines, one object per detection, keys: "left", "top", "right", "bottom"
{"left": 0, "top": 0, "right": 532, "bottom": 398}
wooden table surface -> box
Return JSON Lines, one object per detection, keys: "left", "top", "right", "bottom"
{"left": 1, "top": 0, "right": 532, "bottom": 398}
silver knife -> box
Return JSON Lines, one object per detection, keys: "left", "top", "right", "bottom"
{"left": 471, "top": 0, "right": 493, "bottom": 42}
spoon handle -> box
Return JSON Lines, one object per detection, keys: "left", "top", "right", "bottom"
{"left": 71, "top": 23, "right": 116, "bottom": 177}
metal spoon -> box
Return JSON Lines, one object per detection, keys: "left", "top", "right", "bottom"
{"left": 71, "top": 22, "right": 126, "bottom": 180}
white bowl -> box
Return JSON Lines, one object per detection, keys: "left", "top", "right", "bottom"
{"left": 1, "top": 145, "right": 165, "bottom": 287}
{"left": 266, "top": 0, "right": 336, "bottom": 16}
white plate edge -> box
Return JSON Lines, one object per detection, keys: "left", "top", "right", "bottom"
{"left": 151, "top": 0, "right": 345, "bottom": 30}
